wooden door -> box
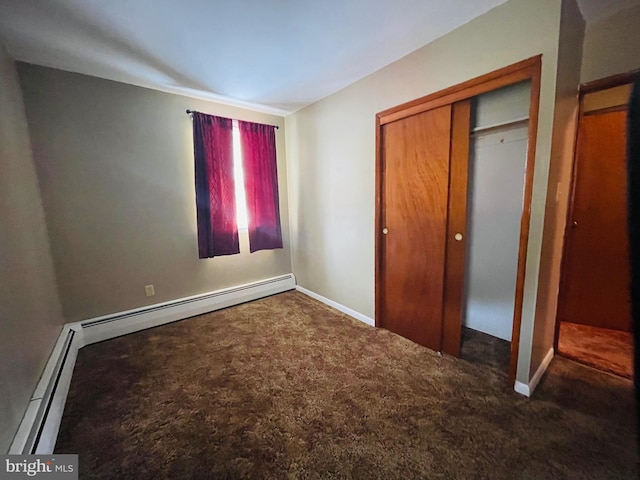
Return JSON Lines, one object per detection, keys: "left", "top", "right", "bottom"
{"left": 375, "top": 57, "right": 542, "bottom": 386}
{"left": 557, "top": 109, "right": 632, "bottom": 332}
{"left": 378, "top": 103, "right": 470, "bottom": 352}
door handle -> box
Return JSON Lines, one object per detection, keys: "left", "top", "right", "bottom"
{"left": 571, "top": 221, "right": 578, "bottom": 229}
{"left": 382, "top": 228, "right": 389, "bottom": 235}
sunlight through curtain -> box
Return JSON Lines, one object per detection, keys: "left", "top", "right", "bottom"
{"left": 238, "top": 120, "right": 283, "bottom": 252}
{"left": 192, "top": 112, "right": 240, "bottom": 257}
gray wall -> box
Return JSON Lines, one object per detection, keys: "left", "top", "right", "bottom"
{"left": 286, "top": 0, "right": 562, "bottom": 385}
{"left": 581, "top": 4, "right": 640, "bottom": 82}
{"left": 0, "top": 45, "right": 64, "bottom": 452}
{"left": 18, "top": 64, "right": 292, "bottom": 322}
{"left": 531, "top": 0, "right": 584, "bottom": 377}
{"left": 472, "top": 81, "right": 531, "bottom": 129}
{"left": 465, "top": 128, "right": 529, "bottom": 341}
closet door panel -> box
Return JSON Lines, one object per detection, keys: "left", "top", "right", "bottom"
{"left": 442, "top": 100, "right": 472, "bottom": 356}
{"left": 379, "top": 105, "right": 452, "bottom": 351}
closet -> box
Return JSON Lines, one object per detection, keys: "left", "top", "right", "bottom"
{"left": 464, "top": 82, "right": 531, "bottom": 343}
{"left": 375, "top": 57, "right": 541, "bottom": 384}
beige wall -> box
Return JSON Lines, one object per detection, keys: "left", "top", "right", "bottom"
{"left": 0, "top": 46, "right": 64, "bottom": 452}
{"left": 18, "top": 64, "right": 292, "bottom": 322}
{"left": 531, "top": 0, "right": 584, "bottom": 377}
{"left": 287, "top": 0, "right": 562, "bottom": 384}
{"left": 581, "top": 4, "right": 640, "bottom": 82}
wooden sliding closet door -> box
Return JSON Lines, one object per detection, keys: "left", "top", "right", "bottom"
{"left": 376, "top": 57, "right": 541, "bottom": 385}
{"left": 378, "top": 102, "right": 470, "bottom": 352}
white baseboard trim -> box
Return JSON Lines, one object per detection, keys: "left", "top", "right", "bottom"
{"left": 529, "top": 347, "right": 555, "bottom": 393}
{"left": 295, "top": 286, "right": 374, "bottom": 327}
{"left": 10, "top": 273, "right": 296, "bottom": 454}
{"left": 513, "top": 347, "right": 554, "bottom": 397}
{"left": 513, "top": 380, "right": 530, "bottom": 397}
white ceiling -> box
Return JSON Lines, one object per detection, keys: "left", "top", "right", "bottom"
{"left": 1, "top": 1, "right": 636, "bottom": 115}
{"left": 0, "top": 0, "right": 509, "bottom": 115}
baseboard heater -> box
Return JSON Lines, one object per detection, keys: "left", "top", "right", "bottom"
{"left": 10, "top": 273, "right": 296, "bottom": 454}
{"left": 80, "top": 273, "right": 296, "bottom": 345}
{"left": 29, "top": 329, "right": 75, "bottom": 454}
{"left": 10, "top": 327, "right": 80, "bottom": 455}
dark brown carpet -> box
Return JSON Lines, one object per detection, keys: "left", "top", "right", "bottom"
{"left": 55, "top": 292, "right": 638, "bottom": 479}
{"left": 559, "top": 321, "right": 634, "bottom": 379}
{"left": 460, "top": 327, "right": 511, "bottom": 379}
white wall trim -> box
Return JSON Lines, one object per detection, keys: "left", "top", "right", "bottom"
{"left": 529, "top": 347, "right": 555, "bottom": 393}
{"left": 9, "top": 273, "right": 296, "bottom": 454}
{"left": 513, "top": 347, "right": 554, "bottom": 397}
{"left": 513, "top": 380, "right": 531, "bottom": 397}
{"left": 295, "top": 286, "right": 374, "bottom": 326}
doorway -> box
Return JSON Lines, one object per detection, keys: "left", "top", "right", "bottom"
{"left": 375, "top": 57, "right": 542, "bottom": 386}
{"left": 460, "top": 82, "right": 530, "bottom": 378}
{"left": 556, "top": 75, "right": 636, "bottom": 379}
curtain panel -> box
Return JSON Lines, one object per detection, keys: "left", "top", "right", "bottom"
{"left": 192, "top": 112, "right": 240, "bottom": 258}
{"left": 238, "top": 121, "right": 283, "bottom": 252}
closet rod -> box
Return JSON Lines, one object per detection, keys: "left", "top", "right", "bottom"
{"left": 471, "top": 116, "right": 528, "bottom": 135}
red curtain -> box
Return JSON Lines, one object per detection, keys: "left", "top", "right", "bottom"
{"left": 192, "top": 113, "right": 239, "bottom": 258}
{"left": 238, "top": 121, "right": 283, "bottom": 252}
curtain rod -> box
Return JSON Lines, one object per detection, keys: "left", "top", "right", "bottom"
{"left": 186, "top": 109, "right": 279, "bottom": 129}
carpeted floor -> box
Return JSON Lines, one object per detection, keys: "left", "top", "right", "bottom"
{"left": 55, "top": 292, "right": 637, "bottom": 479}
{"left": 460, "top": 327, "right": 511, "bottom": 379}
{"left": 558, "top": 321, "right": 634, "bottom": 379}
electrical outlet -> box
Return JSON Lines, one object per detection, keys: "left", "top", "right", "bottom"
{"left": 145, "top": 284, "right": 155, "bottom": 297}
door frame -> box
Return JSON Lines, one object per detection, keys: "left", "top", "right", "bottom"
{"left": 553, "top": 69, "right": 640, "bottom": 351}
{"left": 375, "top": 56, "right": 542, "bottom": 387}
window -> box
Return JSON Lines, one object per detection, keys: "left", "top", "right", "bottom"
{"left": 191, "top": 111, "right": 283, "bottom": 258}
